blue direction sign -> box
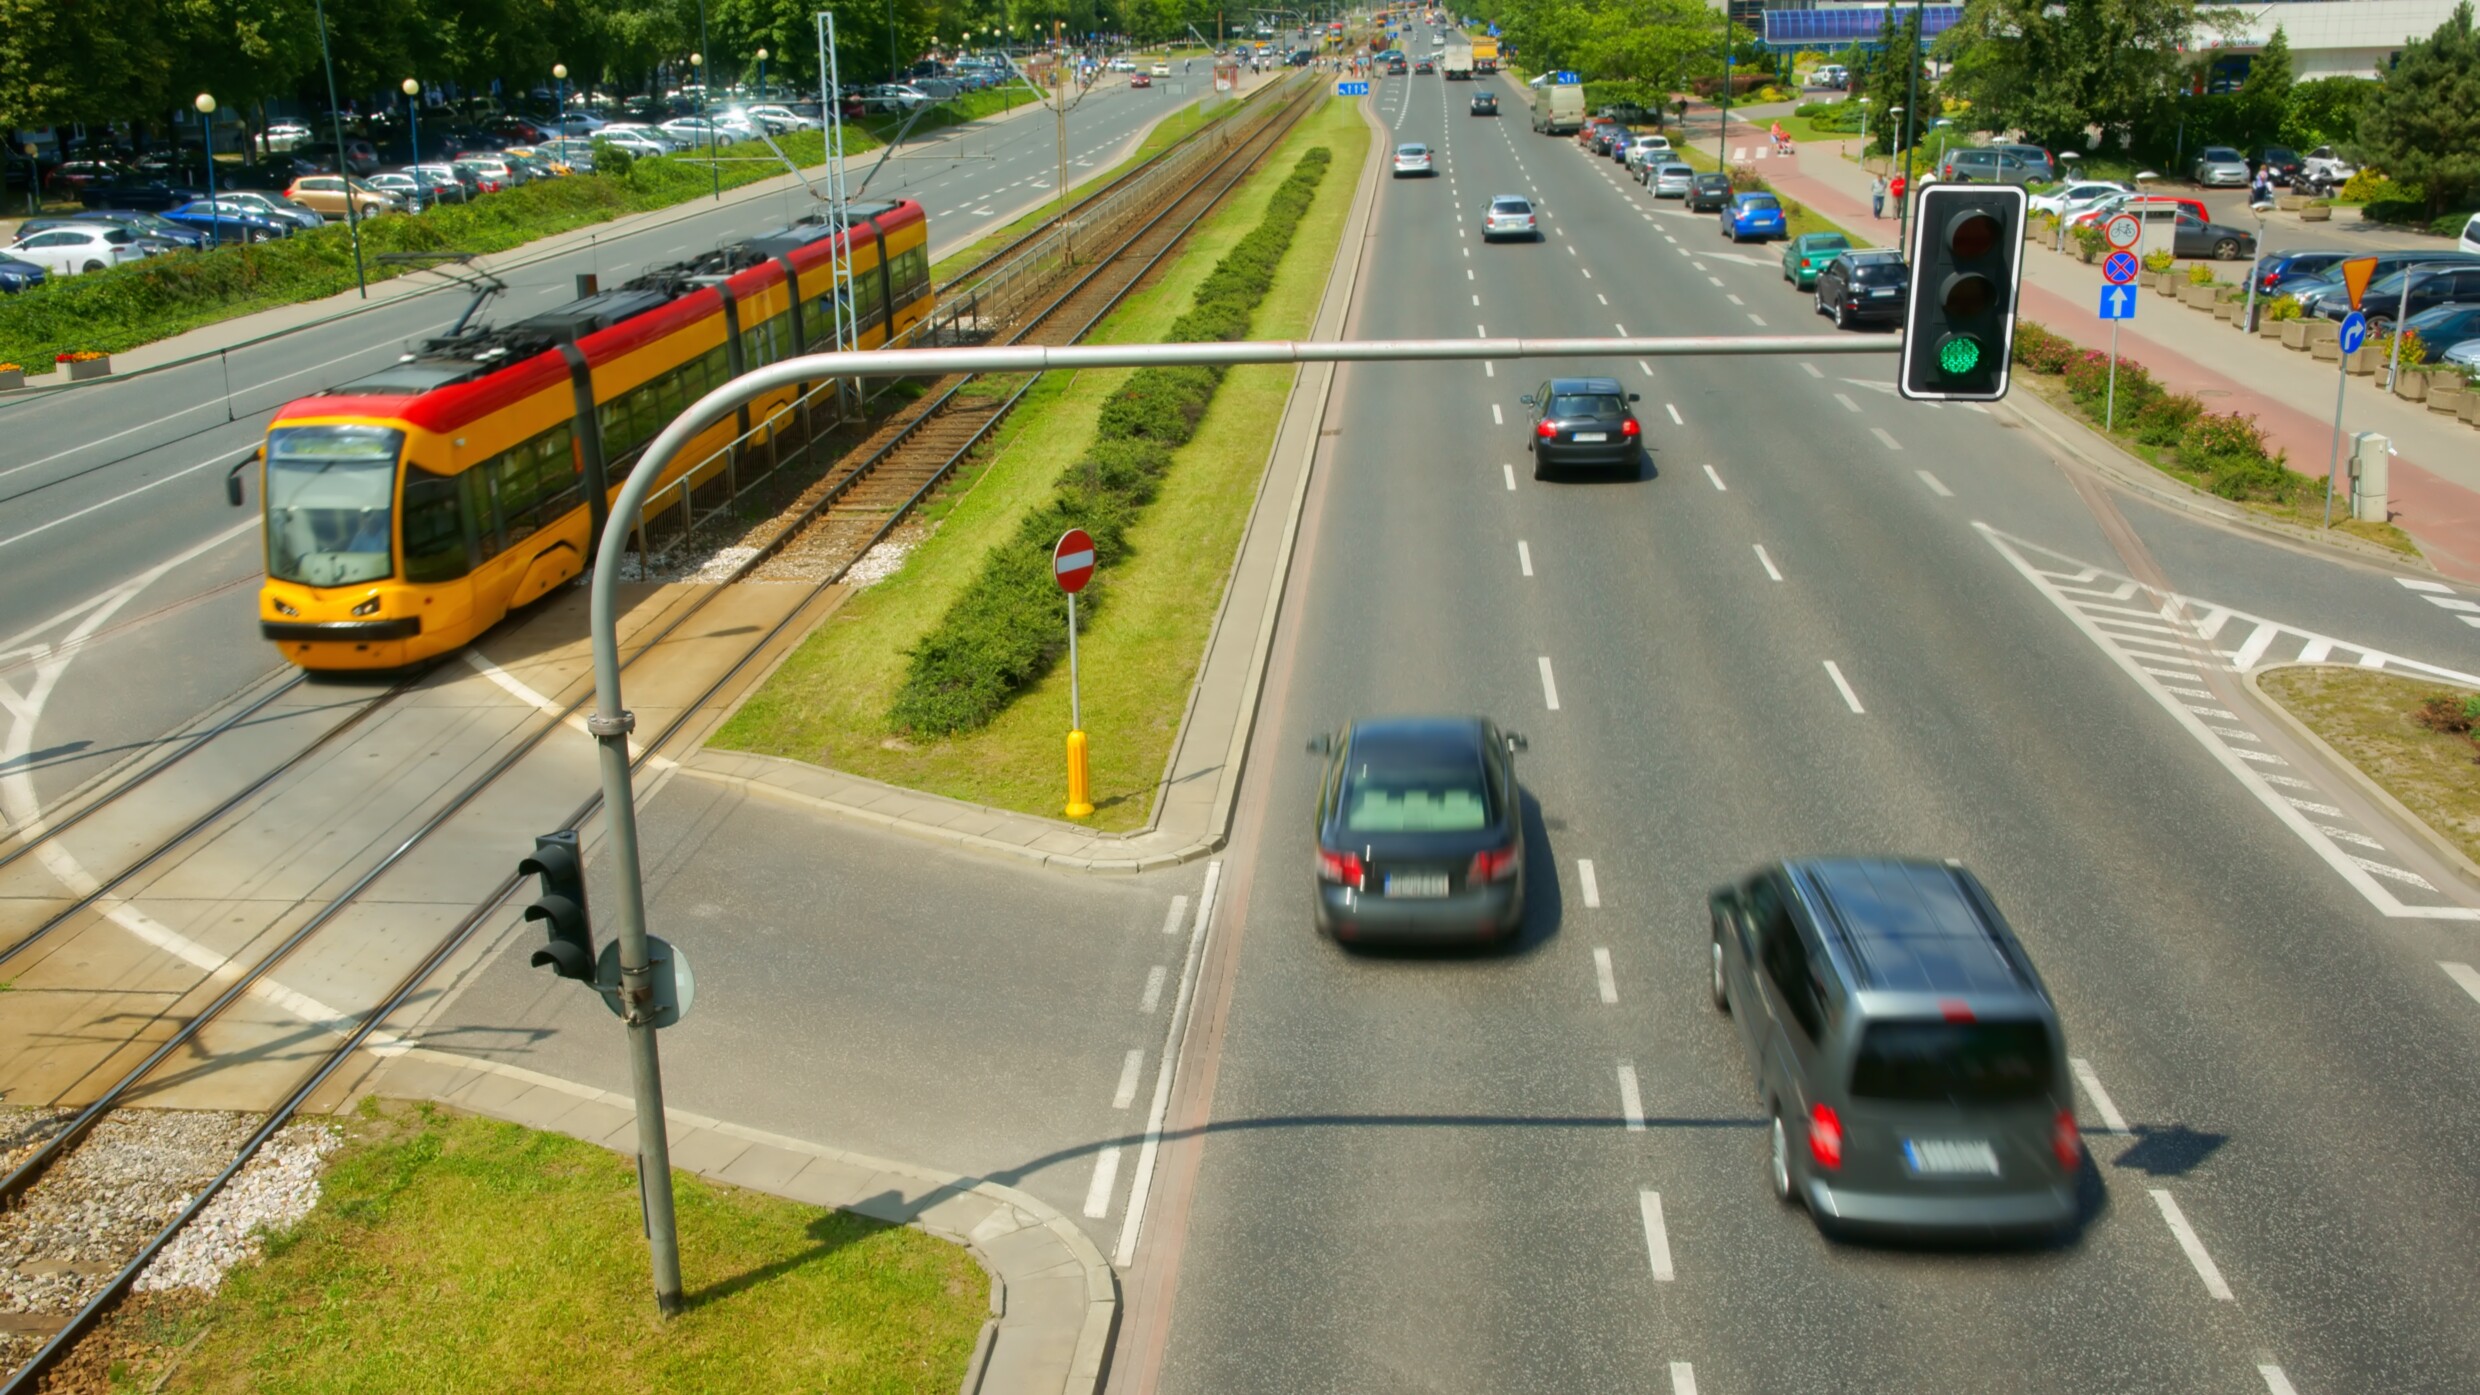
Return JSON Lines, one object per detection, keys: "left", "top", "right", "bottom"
{"left": 1552, "top": 69, "right": 1580, "bottom": 83}
{"left": 2101, "top": 250, "right": 2140, "bottom": 285}
{"left": 2338, "top": 310, "right": 2369, "bottom": 355}
{"left": 1337, "top": 80, "right": 1370, "bottom": 95}
{"left": 2099, "top": 284, "right": 2138, "bottom": 320}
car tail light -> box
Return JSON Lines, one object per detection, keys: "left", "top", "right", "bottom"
{"left": 1467, "top": 845, "right": 1519, "bottom": 882}
{"left": 1621, "top": 418, "right": 1640, "bottom": 438}
{"left": 1535, "top": 419, "right": 1556, "bottom": 440}
{"left": 1316, "top": 847, "right": 1364, "bottom": 890}
{"left": 2053, "top": 1108, "right": 2082, "bottom": 1171}
{"left": 1808, "top": 1103, "right": 1843, "bottom": 1169}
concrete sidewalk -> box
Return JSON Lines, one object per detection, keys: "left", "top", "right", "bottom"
{"left": 1740, "top": 113, "right": 2480, "bottom": 582}
{"left": 676, "top": 90, "right": 1388, "bottom": 874}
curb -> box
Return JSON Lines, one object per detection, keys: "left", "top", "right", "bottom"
{"left": 2243, "top": 663, "right": 2480, "bottom": 895}
{"left": 356, "top": 1047, "right": 1117, "bottom": 1395}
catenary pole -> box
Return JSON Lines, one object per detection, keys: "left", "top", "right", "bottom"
{"left": 312, "top": 0, "right": 367, "bottom": 297}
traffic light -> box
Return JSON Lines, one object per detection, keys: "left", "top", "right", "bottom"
{"left": 520, "top": 830, "right": 596, "bottom": 982}
{"left": 1900, "top": 184, "right": 2027, "bottom": 402}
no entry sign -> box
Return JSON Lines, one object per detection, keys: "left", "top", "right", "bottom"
{"left": 1053, "top": 528, "right": 1095, "bottom": 593}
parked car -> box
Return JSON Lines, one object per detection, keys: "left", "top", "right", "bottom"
{"left": 160, "top": 199, "right": 292, "bottom": 242}
{"left": 2171, "top": 209, "right": 2255, "bottom": 260}
{"left": 2190, "top": 146, "right": 2249, "bottom": 187}
{"left": 75, "top": 175, "right": 209, "bottom": 212}
{"left": 2399, "top": 302, "right": 2480, "bottom": 362}
{"left": 2315, "top": 261, "right": 2480, "bottom": 331}
{"left": 2068, "top": 191, "right": 2209, "bottom": 229}
{"left": 2029, "top": 180, "right": 2130, "bottom": 217}
{"left": 6, "top": 223, "right": 155, "bottom": 276}
{"left": 295, "top": 137, "right": 381, "bottom": 176}
{"left": 222, "top": 155, "right": 324, "bottom": 192}
{"left": 1815, "top": 249, "right": 1909, "bottom": 329}
{"left": 743, "top": 104, "right": 820, "bottom": 131}
{"left": 2252, "top": 147, "right": 2304, "bottom": 186}
{"left": 261, "top": 121, "right": 314, "bottom": 151}
{"left": 2300, "top": 145, "right": 2354, "bottom": 186}
{"left": 1722, "top": 191, "right": 1787, "bottom": 242}
{"left": 45, "top": 160, "right": 125, "bottom": 197}
{"left": 284, "top": 174, "right": 398, "bottom": 219}
{"left": 1646, "top": 162, "right": 1694, "bottom": 197}
{"left": 1622, "top": 134, "right": 1672, "bottom": 175}
{"left": 2250, "top": 249, "right": 2352, "bottom": 295}
{"left": 1683, "top": 172, "right": 1733, "bottom": 212}
{"left": 1782, "top": 232, "right": 1852, "bottom": 288}
{"left": 197, "top": 190, "right": 324, "bottom": 231}
{"left": 1936, "top": 147, "right": 2037, "bottom": 186}
{"left": 66, "top": 209, "right": 208, "bottom": 250}
{"left": 0, "top": 253, "right": 50, "bottom": 293}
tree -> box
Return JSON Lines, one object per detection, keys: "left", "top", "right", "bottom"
{"left": 2226, "top": 23, "right": 2290, "bottom": 152}
{"left": 1854, "top": 2, "right": 1938, "bottom": 156}
{"left": 2356, "top": 0, "right": 2480, "bottom": 216}
{"left": 0, "top": 0, "right": 173, "bottom": 128}
{"left": 1936, "top": 0, "right": 2217, "bottom": 154}
{"left": 2281, "top": 74, "right": 2372, "bottom": 150}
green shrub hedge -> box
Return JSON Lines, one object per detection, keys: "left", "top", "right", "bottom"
{"left": 0, "top": 130, "right": 860, "bottom": 370}
{"left": 2011, "top": 319, "right": 2302, "bottom": 503}
{"left": 886, "top": 146, "right": 1335, "bottom": 737}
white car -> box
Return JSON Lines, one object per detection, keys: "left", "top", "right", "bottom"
{"left": 660, "top": 116, "right": 740, "bottom": 146}
{"left": 1622, "top": 135, "right": 1672, "bottom": 175}
{"left": 8, "top": 223, "right": 152, "bottom": 276}
{"left": 743, "top": 104, "right": 819, "bottom": 131}
{"left": 1481, "top": 194, "right": 1539, "bottom": 241}
{"left": 2301, "top": 144, "right": 2355, "bottom": 186}
{"left": 2030, "top": 180, "right": 2132, "bottom": 217}
{"left": 261, "top": 121, "right": 313, "bottom": 151}
{"left": 1392, "top": 142, "right": 1435, "bottom": 177}
{"left": 1151, "top": 61, "right": 1170, "bottom": 77}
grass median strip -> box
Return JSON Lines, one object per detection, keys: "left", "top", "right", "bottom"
{"left": 84, "top": 1100, "right": 984, "bottom": 1394}
{"left": 713, "top": 95, "right": 1367, "bottom": 829}
{"left": 2257, "top": 665, "right": 2480, "bottom": 868}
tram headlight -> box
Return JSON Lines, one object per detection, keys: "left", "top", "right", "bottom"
{"left": 273, "top": 600, "right": 299, "bottom": 617}
{"left": 351, "top": 597, "right": 382, "bottom": 617}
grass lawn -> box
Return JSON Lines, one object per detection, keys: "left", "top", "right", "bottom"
{"left": 713, "top": 94, "right": 1368, "bottom": 829}
{"left": 105, "top": 1101, "right": 985, "bottom": 1394}
{"left": 2257, "top": 666, "right": 2480, "bottom": 867}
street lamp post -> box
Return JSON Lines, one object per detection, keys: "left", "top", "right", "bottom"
{"left": 194, "top": 94, "right": 219, "bottom": 246}
{"left": 1857, "top": 95, "right": 1870, "bottom": 147}
{"left": 692, "top": 50, "right": 718, "bottom": 199}
{"left": 757, "top": 47, "right": 769, "bottom": 101}
{"left": 311, "top": 0, "right": 367, "bottom": 296}
{"left": 553, "top": 63, "right": 568, "bottom": 141}
{"left": 401, "top": 79, "right": 420, "bottom": 175}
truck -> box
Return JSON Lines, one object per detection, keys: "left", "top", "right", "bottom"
{"left": 1530, "top": 78, "right": 1583, "bottom": 135}
{"left": 1442, "top": 42, "right": 1473, "bottom": 79}
{"left": 1470, "top": 36, "right": 1499, "bottom": 72}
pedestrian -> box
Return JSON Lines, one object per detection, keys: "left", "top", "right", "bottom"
{"left": 1889, "top": 170, "right": 1907, "bottom": 210}
{"left": 1870, "top": 173, "right": 1886, "bottom": 219}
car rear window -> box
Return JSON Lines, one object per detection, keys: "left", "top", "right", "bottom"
{"left": 1740, "top": 197, "right": 1781, "bottom": 213}
{"left": 1342, "top": 758, "right": 1490, "bottom": 832}
{"left": 1550, "top": 394, "right": 1623, "bottom": 419}
{"left": 1658, "top": 164, "right": 1691, "bottom": 176}
{"left": 1491, "top": 198, "right": 1530, "bottom": 213}
{"left": 1397, "top": 144, "right": 1426, "bottom": 155}
{"left": 1851, "top": 1020, "right": 2054, "bottom": 1104}
{"left": 1848, "top": 261, "right": 1905, "bottom": 284}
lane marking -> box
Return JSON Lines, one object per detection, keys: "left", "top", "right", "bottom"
{"left": 1139, "top": 964, "right": 1168, "bottom": 1014}
{"left": 1726, "top": 293, "right": 1744, "bottom": 306}
{"left": 1472, "top": 293, "right": 1480, "bottom": 306}
{"left": 1503, "top": 464, "right": 1517, "bottom": 491}
{"left": 1491, "top": 403, "right": 1504, "bottom": 425}
{"left": 2069, "top": 1057, "right": 2132, "bottom": 1135}
{"left": 1114, "top": 861, "right": 1219, "bottom": 1267}
{"left": 1754, "top": 544, "right": 1782, "bottom": 581}
{"left": 1593, "top": 947, "right": 1618, "bottom": 1004}
{"left": 1702, "top": 464, "right": 1725, "bottom": 491}
{"left": 1671, "top": 1364, "right": 1699, "bottom": 1395}
{"left": 1485, "top": 362, "right": 1495, "bottom": 377}
{"left": 1638, "top": 360, "right": 1654, "bottom": 377}
{"left": 1666, "top": 403, "right": 1684, "bottom": 426}
{"left": 1518, "top": 540, "right": 1534, "bottom": 577}
{"left": 1538, "top": 656, "right": 1562, "bottom": 711}
{"left": 1598, "top": 293, "right": 1609, "bottom": 305}
{"left": 1083, "top": 1144, "right": 1123, "bottom": 1217}
{"left": 1614, "top": 322, "right": 1629, "bottom": 335}
{"left": 1113, "top": 1049, "right": 1145, "bottom": 1108}
{"left": 1581, "top": 266, "right": 1592, "bottom": 278}
{"left": 1823, "top": 660, "right": 1865, "bottom": 713}
{"left": 0, "top": 450, "right": 236, "bottom": 553}
{"left": 1707, "top": 275, "right": 1723, "bottom": 287}
{"left": 1871, "top": 426, "right": 1902, "bottom": 450}
{"left": 1161, "top": 893, "right": 1189, "bottom": 935}
{"left": 1578, "top": 858, "right": 1601, "bottom": 907}
{"left": 1748, "top": 314, "right": 1767, "bottom": 326}
{"left": 2442, "top": 961, "right": 2480, "bottom": 1005}
{"left": 1638, "top": 1189, "right": 1676, "bottom": 1280}
{"left": 2395, "top": 578, "right": 2452, "bottom": 593}
{"left": 2150, "top": 1188, "right": 2235, "bottom": 1300}
{"left": 2258, "top": 1366, "right": 2299, "bottom": 1395}
{"left": 1617, "top": 1062, "right": 1647, "bottom": 1132}
{"left": 1833, "top": 392, "right": 1861, "bottom": 413}
{"left": 1801, "top": 362, "right": 1823, "bottom": 378}
{"left": 1916, "top": 469, "right": 1954, "bottom": 497}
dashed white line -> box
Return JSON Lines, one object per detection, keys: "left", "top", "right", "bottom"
{"left": 1472, "top": 293, "right": 1481, "bottom": 306}
{"left": 1916, "top": 469, "right": 1954, "bottom": 497}
{"left": 1823, "top": 660, "right": 1866, "bottom": 713}
{"left": 2069, "top": 1057, "right": 2132, "bottom": 1135}
{"left": 1726, "top": 293, "right": 1744, "bottom": 305}
{"left": 1871, "top": 426, "right": 1902, "bottom": 450}
{"left": 1578, "top": 858, "right": 1601, "bottom": 907}
{"left": 1614, "top": 322, "right": 1629, "bottom": 335}
{"left": 1138, "top": 965, "right": 1168, "bottom": 1014}
{"left": 1616, "top": 1062, "right": 1647, "bottom": 1132}
{"left": 1702, "top": 463, "right": 1726, "bottom": 491}
{"left": 2258, "top": 1365, "right": 2299, "bottom": 1395}
{"left": 1801, "top": 362, "right": 1823, "bottom": 378}
{"left": 1161, "top": 894, "right": 1189, "bottom": 935}
{"left": 1707, "top": 275, "right": 1724, "bottom": 287}
{"left": 1504, "top": 464, "right": 1517, "bottom": 491}
{"left": 1113, "top": 1049, "right": 1145, "bottom": 1108}
{"left": 1593, "top": 947, "right": 1619, "bottom": 1004}
{"left": 1491, "top": 403, "right": 1504, "bottom": 425}
{"left": 1666, "top": 402, "right": 1685, "bottom": 426}
{"left": 1754, "top": 544, "right": 1783, "bottom": 581}
{"left": 1581, "top": 266, "right": 1592, "bottom": 278}
{"left": 1598, "top": 293, "right": 1609, "bottom": 305}
{"left": 2442, "top": 961, "right": 2480, "bottom": 1005}
{"left": 1748, "top": 314, "right": 1767, "bottom": 326}
{"left": 1833, "top": 392, "right": 1861, "bottom": 412}
{"left": 2150, "top": 1189, "right": 2235, "bottom": 1300}
{"left": 1083, "top": 1145, "right": 1123, "bottom": 1218}
{"left": 1538, "top": 656, "right": 1562, "bottom": 711}
{"left": 1638, "top": 1190, "right": 1676, "bottom": 1281}
{"left": 1638, "top": 360, "right": 1654, "bottom": 376}
{"left": 1518, "top": 540, "right": 1534, "bottom": 576}
{"left": 1670, "top": 1364, "right": 1699, "bottom": 1395}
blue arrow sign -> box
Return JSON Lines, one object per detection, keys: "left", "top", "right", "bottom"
{"left": 1337, "top": 80, "right": 1370, "bottom": 95}
{"left": 1489, "top": 21, "right": 1500, "bottom": 33}
{"left": 2338, "top": 310, "right": 2368, "bottom": 355}
{"left": 1553, "top": 70, "right": 1580, "bottom": 83}
{"left": 2099, "top": 284, "right": 2137, "bottom": 320}
{"left": 2102, "top": 250, "right": 2140, "bottom": 285}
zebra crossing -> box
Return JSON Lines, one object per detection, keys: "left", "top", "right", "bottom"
{"left": 1981, "top": 525, "right": 2480, "bottom": 921}
{"left": 2395, "top": 575, "right": 2480, "bottom": 630}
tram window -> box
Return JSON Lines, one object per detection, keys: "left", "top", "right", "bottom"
{"left": 484, "top": 422, "right": 579, "bottom": 550}
{"left": 852, "top": 267, "right": 884, "bottom": 329}
{"left": 401, "top": 465, "right": 474, "bottom": 582}
{"left": 889, "top": 244, "right": 930, "bottom": 304}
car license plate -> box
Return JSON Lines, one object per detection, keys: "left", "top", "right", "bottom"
{"left": 1572, "top": 432, "right": 1608, "bottom": 443}
{"left": 1873, "top": 288, "right": 1900, "bottom": 297}
{"left": 1902, "top": 1139, "right": 2001, "bottom": 1176}
{"left": 1384, "top": 872, "right": 1450, "bottom": 898}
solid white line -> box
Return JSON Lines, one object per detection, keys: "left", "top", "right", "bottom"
{"left": 1670, "top": 1364, "right": 1699, "bottom": 1395}
{"left": 1113, "top": 1049, "right": 1145, "bottom": 1108}
{"left": 1754, "top": 544, "right": 1783, "bottom": 580}
{"left": 463, "top": 650, "right": 563, "bottom": 714}
{"left": 1518, "top": 540, "right": 1533, "bottom": 576}
{"left": 1702, "top": 464, "right": 1726, "bottom": 491}
{"left": 1503, "top": 464, "right": 1517, "bottom": 491}
{"left": 1578, "top": 858, "right": 1601, "bottom": 907}
{"left": 1665, "top": 402, "right": 1684, "bottom": 426}
{"left": 2069, "top": 1057, "right": 2132, "bottom": 1135}
{"left": 0, "top": 451, "right": 236, "bottom": 552}
{"left": 1617, "top": 1062, "right": 1647, "bottom": 1132}
{"left": 1139, "top": 964, "right": 1168, "bottom": 1014}
{"left": 1083, "top": 1145, "right": 1124, "bottom": 1217}
{"left": 1833, "top": 392, "right": 1861, "bottom": 412}
{"left": 1871, "top": 426, "right": 1902, "bottom": 450}
{"left": 1492, "top": 403, "right": 1504, "bottom": 425}
{"left": 1538, "top": 656, "right": 1561, "bottom": 711}
{"left": 1114, "top": 860, "right": 1220, "bottom": 1267}
{"left": 2150, "top": 1189, "right": 2235, "bottom": 1300}
{"left": 1916, "top": 469, "right": 1954, "bottom": 497}
{"left": 1161, "top": 893, "right": 1189, "bottom": 935}
{"left": 1638, "top": 1190, "right": 1676, "bottom": 1280}
{"left": 1593, "top": 947, "right": 1619, "bottom": 1004}
{"left": 2442, "top": 961, "right": 2480, "bottom": 1005}
{"left": 2258, "top": 1365, "right": 2299, "bottom": 1395}
{"left": 1823, "top": 660, "right": 1865, "bottom": 713}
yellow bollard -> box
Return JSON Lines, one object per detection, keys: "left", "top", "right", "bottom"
{"left": 1064, "top": 729, "right": 1095, "bottom": 818}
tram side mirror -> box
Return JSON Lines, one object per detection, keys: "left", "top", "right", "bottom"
{"left": 224, "top": 448, "right": 258, "bottom": 507}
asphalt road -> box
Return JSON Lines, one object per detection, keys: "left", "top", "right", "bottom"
{"left": 1120, "top": 68, "right": 2480, "bottom": 1395}
{"left": 0, "top": 75, "right": 1240, "bottom": 825}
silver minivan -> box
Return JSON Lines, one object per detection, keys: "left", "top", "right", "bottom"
{"left": 1709, "top": 859, "right": 2083, "bottom": 1241}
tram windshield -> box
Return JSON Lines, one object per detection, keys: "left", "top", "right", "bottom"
{"left": 265, "top": 425, "right": 402, "bottom": 587}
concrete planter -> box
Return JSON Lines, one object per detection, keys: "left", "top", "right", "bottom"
{"left": 2312, "top": 339, "right": 2344, "bottom": 361}
{"left": 2299, "top": 204, "right": 2332, "bottom": 222}
{"left": 2394, "top": 368, "right": 2431, "bottom": 401}
{"left": 0, "top": 369, "right": 21, "bottom": 392}
{"left": 64, "top": 355, "right": 111, "bottom": 381}
{"left": 2152, "top": 270, "right": 2184, "bottom": 294}
{"left": 2345, "top": 346, "right": 2380, "bottom": 375}
{"left": 2282, "top": 321, "right": 2319, "bottom": 350}
{"left": 2215, "top": 298, "right": 2242, "bottom": 322}
{"left": 2276, "top": 193, "right": 2308, "bottom": 212}
{"left": 2429, "top": 386, "right": 2470, "bottom": 416}
{"left": 2462, "top": 392, "right": 2480, "bottom": 424}
{"left": 2180, "top": 283, "right": 2218, "bottom": 308}
{"left": 2258, "top": 314, "right": 2289, "bottom": 338}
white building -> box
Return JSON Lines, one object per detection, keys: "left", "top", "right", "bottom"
{"left": 2201, "top": 0, "right": 2466, "bottom": 81}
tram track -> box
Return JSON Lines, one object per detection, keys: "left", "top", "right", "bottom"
{"left": 0, "top": 77, "right": 1323, "bottom": 1391}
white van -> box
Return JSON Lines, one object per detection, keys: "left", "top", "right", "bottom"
{"left": 2462, "top": 213, "right": 2480, "bottom": 256}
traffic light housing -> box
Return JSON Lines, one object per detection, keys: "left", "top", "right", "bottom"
{"left": 520, "top": 830, "right": 596, "bottom": 982}
{"left": 1900, "top": 184, "right": 2026, "bottom": 402}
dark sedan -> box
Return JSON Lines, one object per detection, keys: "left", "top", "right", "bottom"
{"left": 1310, "top": 716, "right": 1529, "bottom": 947}
{"left": 2252, "top": 248, "right": 2351, "bottom": 296}
{"left": 2315, "top": 262, "right": 2480, "bottom": 331}
{"left": 2254, "top": 146, "right": 2303, "bottom": 185}
{"left": 161, "top": 200, "right": 292, "bottom": 243}
{"left": 1470, "top": 93, "right": 1498, "bottom": 115}
{"left": 0, "top": 254, "right": 47, "bottom": 294}
{"left": 2170, "top": 210, "right": 2255, "bottom": 261}
{"left": 2401, "top": 302, "right": 2480, "bottom": 361}
{"left": 75, "top": 176, "right": 208, "bottom": 212}
{"left": 1522, "top": 375, "right": 1644, "bottom": 476}
{"left": 1685, "top": 172, "right": 1733, "bottom": 212}
{"left": 1814, "top": 249, "right": 1909, "bottom": 329}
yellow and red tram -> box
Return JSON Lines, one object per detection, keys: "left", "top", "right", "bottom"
{"left": 256, "top": 198, "right": 932, "bottom": 670}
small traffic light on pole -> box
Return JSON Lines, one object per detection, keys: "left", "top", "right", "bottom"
{"left": 520, "top": 830, "right": 596, "bottom": 981}
{"left": 1900, "top": 183, "right": 2026, "bottom": 402}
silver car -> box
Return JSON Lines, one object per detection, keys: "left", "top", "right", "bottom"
{"left": 2191, "top": 146, "right": 2250, "bottom": 187}
{"left": 1648, "top": 162, "right": 1694, "bottom": 198}
{"left": 1480, "top": 194, "right": 1539, "bottom": 241}
{"left": 1392, "top": 142, "right": 1435, "bottom": 177}
{"left": 1622, "top": 135, "right": 1672, "bottom": 175}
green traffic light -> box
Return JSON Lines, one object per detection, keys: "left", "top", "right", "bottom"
{"left": 1938, "top": 334, "right": 1983, "bottom": 377}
